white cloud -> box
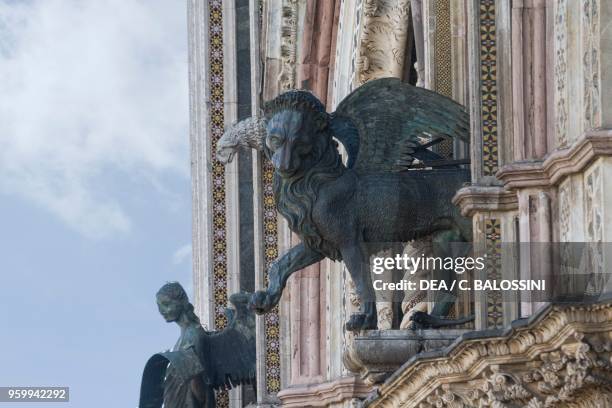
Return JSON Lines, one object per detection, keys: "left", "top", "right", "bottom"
{"left": 172, "top": 243, "right": 191, "bottom": 265}
{"left": 0, "top": 0, "right": 189, "bottom": 238}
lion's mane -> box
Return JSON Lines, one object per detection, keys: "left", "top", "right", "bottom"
{"left": 264, "top": 91, "right": 345, "bottom": 261}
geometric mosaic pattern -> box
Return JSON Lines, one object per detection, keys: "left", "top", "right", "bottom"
{"left": 434, "top": 0, "right": 452, "bottom": 98}
{"left": 209, "top": 0, "right": 228, "bottom": 332}
{"left": 479, "top": 0, "right": 502, "bottom": 330}
{"left": 485, "top": 218, "right": 503, "bottom": 329}
{"left": 434, "top": 0, "right": 454, "bottom": 158}
{"left": 208, "top": 0, "right": 229, "bottom": 405}
{"left": 479, "top": 0, "right": 499, "bottom": 176}
{"left": 262, "top": 161, "right": 281, "bottom": 395}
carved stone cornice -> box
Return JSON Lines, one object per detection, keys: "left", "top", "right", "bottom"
{"left": 364, "top": 299, "right": 612, "bottom": 408}
{"left": 496, "top": 130, "right": 612, "bottom": 190}
{"left": 452, "top": 186, "right": 518, "bottom": 217}
{"left": 357, "top": 0, "right": 411, "bottom": 84}
{"left": 277, "top": 376, "right": 371, "bottom": 407}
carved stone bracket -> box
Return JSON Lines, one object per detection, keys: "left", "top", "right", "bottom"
{"left": 364, "top": 299, "right": 612, "bottom": 408}
{"left": 452, "top": 185, "right": 519, "bottom": 217}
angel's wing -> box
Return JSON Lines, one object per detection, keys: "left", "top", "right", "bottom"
{"left": 139, "top": 294, "right": 255, "bottom": 408}
{"left": 330, "top": 77, "right": 470, "bottom": 173}
{"left": 199, "top": 292, "right": 256, "bottom": 390}
{"left": 139, "top": 349, "right": 205, "bottom": 408}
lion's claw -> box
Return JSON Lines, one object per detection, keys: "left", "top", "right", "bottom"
{"left": 345, "top": 313, "right": 377, "bottom": 332}
{"left": 249, "top": 290, "right": 279, "bottom": 315}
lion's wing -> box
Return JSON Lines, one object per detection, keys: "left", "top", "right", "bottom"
{"left": 330, "top": 77, "right": 469, "bottom": 173}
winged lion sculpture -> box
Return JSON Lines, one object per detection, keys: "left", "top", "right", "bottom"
{"left": 217, "top": 77, "right": 472, "bottom": 331}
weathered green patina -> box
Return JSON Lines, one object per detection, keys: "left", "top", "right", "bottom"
{"left": 139, "top": 282, "right": 255, "bottom": 408}
{"left": 219, "top": 78, "right": 473, "bottom": 331}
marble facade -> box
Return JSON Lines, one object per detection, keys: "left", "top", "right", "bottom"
{"left": 188, "top": 1, "right": 612, "bottom": 406}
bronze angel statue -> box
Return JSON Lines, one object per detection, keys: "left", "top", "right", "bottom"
{"left": 217, "top": 77, "right": 473, "bottom": 331}
{"left": 139, "top": 282, "right": 255, "bottom": 408}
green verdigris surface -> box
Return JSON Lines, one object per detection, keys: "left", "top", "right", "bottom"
{"left": 139, "top": 282, "right": 255, "bottom": 408}
{"left": 218, "top": 77, "right": 473, "bottom": 331}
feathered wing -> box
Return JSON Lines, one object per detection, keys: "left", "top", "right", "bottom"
{"left": 139, "top": 354, "right": 167, "bottom": 408}
{"left": 198, "top": 292, "right": 256, "bottom": 390}
{"left": 330, "top": 77, "right": 470, "bottom": 172}
{"left": 139, "top": 293, "right": 255, "bottom": 408}
{"left": 139, "top": 349, "right": 204, "bottom": 408}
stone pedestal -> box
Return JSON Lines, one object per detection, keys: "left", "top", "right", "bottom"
{"left": 347, "top": 329, "right": 468, "bottom": 384}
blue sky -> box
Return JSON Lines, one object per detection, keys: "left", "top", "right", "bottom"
{"left": 0, "top": 1, "right": 192, "bottom": 406}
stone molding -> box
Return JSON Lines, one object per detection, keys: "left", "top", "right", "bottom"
{"left": 364, "top": 299, "right": 612, "bottom": 408}
{"left": 452, "top": 186, "right": 518, "bottom": 217}
{"left": 188, "top": 0, "right": 214, "bottom": 328}
{"left": 496, "top": 130, "right": 612, "bottom": 189}
{"left": 277, "top": 376, "right": 371, "bottom": 407}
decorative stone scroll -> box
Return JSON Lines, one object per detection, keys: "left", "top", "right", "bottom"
{"left": 558, "top": 178, "right": 572, "bottom": 242}
{"left": 356, "top": 0, "right": 412, "bottom": 84}
{"left": 555, "top": 0, "right": 569, "bottom": 147}
{"left": 366, "top": 300, "right": 612, "bottom": 408}
{"left": 279, "top": 0, "right": 297, "bottom": 91}
{"left": 584, "top": 163, "right": 604, "bottom": 293}
{"left": 350, "top": 0, "right": 364, "bottom": 90}
{"left": 582, "top": 0, "right": 601, "bottom": 131}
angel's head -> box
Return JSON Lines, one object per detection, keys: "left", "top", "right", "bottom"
{"left": 263, "top": 90, "right": 331, "bottom": 177}
{"left": 156, "top": 282, "right": 200, "bottom": 325}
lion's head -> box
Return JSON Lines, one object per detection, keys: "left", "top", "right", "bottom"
{"left": 263, "top": 91, "right": 332, "bottom": 178}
